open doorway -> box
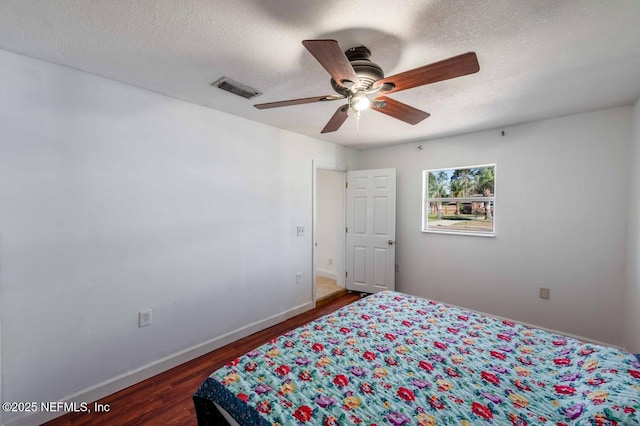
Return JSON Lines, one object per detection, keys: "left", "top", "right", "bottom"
{"left": 314, "top": 168, "right": 346, "bottom": 303}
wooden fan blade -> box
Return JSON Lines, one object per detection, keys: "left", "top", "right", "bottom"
{"left": 321, "top": 105, "right": 349, "bottom": 133}
{"left": 254, "top": 95, "right": 343, "bottom": 109}
{"left": 372, "top": 96, "right": 430, "bottom": 125}
{"left": 302, "top": 40, "right": 360, "bottom": 88}
{"left": 373, "top": 52, "right": 479, "bottom": 95}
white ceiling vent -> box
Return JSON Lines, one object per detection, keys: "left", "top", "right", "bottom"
{"left": 212, "top": 77, "right": 261, "bottom": 99}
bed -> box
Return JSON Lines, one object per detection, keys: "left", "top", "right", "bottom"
{"left": 194, "top": 291, "right": 640, "bottom": 425}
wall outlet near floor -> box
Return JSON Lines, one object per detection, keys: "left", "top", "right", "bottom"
{"left": 328, "top": 258, "right": 333, "bottom": 266}
{"left": 296, "top": 272, "right": 302, "bottom": 284}
{"left": 139, "top": 309, "right": 152, "bottom": 327}
{"left": 296, "top": 226, "right": 304, "bottom": 236}
{"left": 539, "top": 288, "right": 551, "bottom": 300}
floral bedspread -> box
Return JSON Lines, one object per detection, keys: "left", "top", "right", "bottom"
{"left": 195, "top": 291, "right": 640, "bottom": 425}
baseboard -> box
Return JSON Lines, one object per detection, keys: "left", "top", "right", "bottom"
{"left": 4, "top": 301, "right": 314, "bottom": 426}
{"left": 316, "top": 288, "right": 348, "bottom": 308}
{"left": 316, "top": 268, "right": 337, "bottom": 280}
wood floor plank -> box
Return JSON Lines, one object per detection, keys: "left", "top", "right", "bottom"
{"left": 43, "top": 292, "right": 360, "bottom": 426}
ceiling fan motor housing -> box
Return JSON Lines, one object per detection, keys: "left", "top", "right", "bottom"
{"left": 331, "top": 46, "right": 384, "bottom": 95}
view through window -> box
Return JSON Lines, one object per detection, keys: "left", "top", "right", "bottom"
{"left": 422, "top": 164, "right": 495, "bottom": 236}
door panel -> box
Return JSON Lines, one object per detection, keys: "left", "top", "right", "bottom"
{"left": 354, "top": 176, "right": 368, "bottom": 189}
{"left": 353, "top": 246, "right": 367, "bottom": 288}
{"left": 374, "top": 248, "right": 388, "bottom": 287}
{"left": 353, "top": 197, "right": 367, "bottom": 234}
{"left": 374, "top": 196, "right": 388, "bottom": 234}
{"left": 346, "top": 168, "right": 396, "bottom": 293}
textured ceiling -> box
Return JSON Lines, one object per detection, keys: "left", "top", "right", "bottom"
{"left": 1, "top": 1, "right": 639, "bottom": 150}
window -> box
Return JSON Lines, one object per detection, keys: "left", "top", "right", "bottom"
{"left": 422, "top": 164, "right": 495, "bottom": 236}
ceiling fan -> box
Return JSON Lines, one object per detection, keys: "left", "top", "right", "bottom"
{"left": 254, "top": 40, "right": 480, "bottom": 134}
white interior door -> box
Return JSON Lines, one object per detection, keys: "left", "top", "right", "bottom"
{"left": 346, "top": 168, "right": 396, "bottom": 293}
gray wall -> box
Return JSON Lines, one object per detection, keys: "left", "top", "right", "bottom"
{"left": 0, "top": 49, "right": 358, "bottom": 424}
{"left": 359, "top": 107, "right": 632, "bottom": 346}
{"left": 624, "top": 97, "right": 640, "bottom": 352}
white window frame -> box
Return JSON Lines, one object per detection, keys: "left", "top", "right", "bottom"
{"left": 422, "top": 164, "right": 496, "bottom": 237}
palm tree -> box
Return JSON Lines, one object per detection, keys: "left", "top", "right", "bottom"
{"left": 449, "top": 179, "right": 464, "bottom": 215}
{"left": 452, "top": 169, "right": 474, "bottom": 191}
{"left": 450, "top": 169, "right": 474, "bottom": 215}
{"left": 474, "top": 167, "right": 494, "bottom": 219}
{"left": 428, "top": 171, "right": 448, "bottom": 219}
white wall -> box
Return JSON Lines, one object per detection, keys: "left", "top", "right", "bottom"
{"left": 359, "top": 108, "right": 632, "bottom": 346}
{"left": 624, "top": 97, "right": 640, "bottom": 353}
{"left": 0, "top": 49, "right": 358, "bottom": 424}
{"left": 315, "top": 169, "right": 344, "bottom": 283}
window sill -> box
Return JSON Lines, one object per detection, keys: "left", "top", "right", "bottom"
{"left": 422, "top": 229, "right": 495, "bottom": 238}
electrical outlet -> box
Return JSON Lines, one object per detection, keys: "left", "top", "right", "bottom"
{"left": 328, "top": 258, "right": 333, "bottom": 266}
{"left": 139, "top": 309, "right": 152, "bottom": 327}
{"left": 539, "top": 288, "right": 551, "bottom": 300}
{"left": 297, "top": 226, "right": 304, "bottom": 236}
{"left": 296, "top": 272, "right": 302, "bottom": 284}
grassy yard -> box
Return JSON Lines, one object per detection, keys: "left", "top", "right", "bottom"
{"left": 427, "top": 214, "right": 493, "bottom": 231}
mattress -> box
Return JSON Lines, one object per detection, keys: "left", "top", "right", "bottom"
{"left": 194, "top": 291, "right": 640, "bottom": 425}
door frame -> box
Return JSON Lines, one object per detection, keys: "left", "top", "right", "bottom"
{"left": 311, "top": 160, "right": 347, "bottom": 307}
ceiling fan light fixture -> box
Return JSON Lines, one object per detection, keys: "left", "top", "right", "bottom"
{"left": 351, "top": 91, "right": 370, "bottom": 112}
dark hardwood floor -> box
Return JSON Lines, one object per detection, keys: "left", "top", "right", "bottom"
{"left": 44, "top": 292, "right": 360, "bottom": 425}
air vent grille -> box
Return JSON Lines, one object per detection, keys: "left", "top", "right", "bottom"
{"left": 212, "top": 77, "right": 261, "bottom": 99}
